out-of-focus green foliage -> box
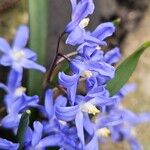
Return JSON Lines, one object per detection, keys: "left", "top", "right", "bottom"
{"left": 107, "top": 41, "right": 150, "bottom": 96}
{"left": 28, "top": 0, "right": 48, "bottom": 95}
{"left": 17, "top": 111, "right": 30, "bottom": 150}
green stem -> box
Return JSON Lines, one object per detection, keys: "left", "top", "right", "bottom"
{"left": 28, "top": 0, "right": 48, "bottom": 95}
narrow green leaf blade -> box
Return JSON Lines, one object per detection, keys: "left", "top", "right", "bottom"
{"left": 28, "top": 0, "right": 48, "bottom": 95}
{"left": 17, "top": 110, "right": 30, "bottom": 150}
{"left": 107, "top": 41, "right": 150, "bottom": 96}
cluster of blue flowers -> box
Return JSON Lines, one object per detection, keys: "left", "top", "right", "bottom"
{"left": 0, "top": 0, "right": 150, "bottom": 150}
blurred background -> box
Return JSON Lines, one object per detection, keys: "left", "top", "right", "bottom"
{"left": 0, "top": 0, "right": 150, "bottom": 149}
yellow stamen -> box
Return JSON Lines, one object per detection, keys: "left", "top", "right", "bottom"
{"left": 82, "top": 70, "right": 93, "bottom": 78}
{"left": 79, "top": 18, "right": 90, "bottom": 28}
{"left": 12, "top": 50, "right": 25, "bottom": 62}
{"left": 14, "top": 86, "right": 26, "bottom": 97}
{"left": 97, "top": 127, "right": 111, "bottom": 138}
{"left": 80, "top": 102, "right": 100, "bottom": 115}
{"left": 26, "top": 110, "right": 31, "bottom": 114}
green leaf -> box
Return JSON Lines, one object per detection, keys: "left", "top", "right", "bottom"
{"left": 17, "top": 110, "right": 31, "bottom": 150}
{"left": 107, "top": 41, "right": 150, "bottom": 97}
{"left": 28, "top": 0, "right": 48, "bottom": 95}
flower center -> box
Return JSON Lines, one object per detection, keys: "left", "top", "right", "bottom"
{"left": 80, "top": 102, "right": 100, "bottom": 115}
{"left": 97, "top": 127, "right": 111, "bottom": 138}
{"left": 14, "top": 86, "right": 26, "bottom": 97}
{"left": 12, "top": 50, "right": 25, "bottom": 62}
{"left": 79, "top": 18, "right": 90, "bottom": 29}
{"left": 82, "top": 70, "right": 93, "bottom": 78}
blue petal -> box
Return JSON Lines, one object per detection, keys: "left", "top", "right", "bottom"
{"left": 96, "top": 115, "right": 123, "bottom": 128}
{"left": 1, "top": 114, "right": 20, "bottom": 129}
{"left": 104, "top": 47, "right": 121, "bottom": 64}
{"left": 82, "top": 0, "right": 95, "bottom": 14}
{"left": 66, "top": 26, "right": 85, "bottom": 46}
{"left": 12, "top": 63, "right": 23, "bottom": 74}
{"left": 45, "top": 89, "right": 54, "bottom": 119}
{"left": 88, "top": 96, "right": 117, "bottom": 107}
{"left": 22, "top": 95, "right": 39, "bottom": 109}
{"left": 85, "top": 35, "right": 107, "bottom": 46}
{"left": 32, "top": 121, "right": 43, "bottom": 146}
{"left": 71, "top": 57, "right": 86, "bottom": 74}
{"left": 0, "top": 55, "right": 12, "bottom": 66}
{"left": 70, "top": 0, "right": 77, "bottom": 12}
{"left": 23, "top": 59, "right": 46, "bottom": 72}
{"left": 12, "top": 25, "right": 29, "bottom": 49}
{"left": 23, "top": 48, "right": 37, "bottom": 61}
{"left": 58, "top": 72, "right": 79, "bottom": 105}
{"left": 128, "top": 137, "right": 142, "bottom": 150}
{"left": 83, "top": 113, "right": 94, "bottom": 135}
{"left": 11, "top": 94, "right": 39, "bottom": 113}
{"left": 88, "top": 61, "right": 115, "bottom": 79}
{"left": 77, "top": 43, "right": 104, "bottom": 61}
{"left": 92, "top": 22, "right": 115, "bottom": 40}
{"left": 75, "top": 111, "right": 85, "bottom": 146}
{"left": 85, "top": 133, "right": 99, "bottom": 150}
{"left": 86, "top": 77, "right": 98, "bottom": 92}
{"left": 87, "top": 86, "right": 108, "bottom": 98}
{"left": 55, "top": 105, "right": 79, "bottom": 121}
{"left": 0, "top": 83, "right": 9, "bottom": 93}
{"left": 36, "top": 134, "right": 63, "bottom": 148}
{"left": 72, "top": 0, "right": 94, "bottom": 21}
{"left": 66, "top": 0, "right": 94, "bottom": 33}
{"left": 138, "top": 112, "right": 150, "bottom": 123}
{"left": 118, "top": 83, "right": 136, "bottom": 98}
{"left": 0, "top": 138, "right": 19, "bottom": 150}
{"left": 55, "top": 95, "right": 67, "bottom": 107}
{"left": 0, "top": 38, "right": 10, "bottom": 53}
{"left": 7, "top": 69, "right": 22, "bottom": 92}
{"left": 25, "top": 127, "right": 33, "bottom": 145}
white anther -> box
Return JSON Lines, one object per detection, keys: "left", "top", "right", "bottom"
{"left": 97, "top": 127, "right": 111, "bottom": 137}
{"left": 96, "top": 46, "right": 101, "bottom": 50}
{"left": 14, "top": 86, "right": 26, "bottom": 97}
{"left": 82, "top": 70, "right": 93, "bottom": 78}
{"left": 80, "top": 102, "right": 100, "bottom": 115}
{"left": 79, "top": 18, "right": 90, "bottom": 28}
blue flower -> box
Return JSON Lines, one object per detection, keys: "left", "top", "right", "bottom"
{"left": 36, "top": 125, "right": 81, "bottom": 150}
{"left": 27, "top": 89, "right": 82, "bottom": 150}
{"left": 66, "top": 21, "right": 115, "bottom": 46}
{"left": 71, "top": 52, "right": 115, "bottom": 81}
{"left": 66, "top": 0, "right": 94, "bottom": 33}
{"left": 109, "top": 106, "right": 150, "bottom": 150}
{"left": 1, "top": 93, "right": 39, "bottom": 129}
{"left": 55, "top": 87, "right": 119, "bottom": 146}
{"left": 25, "top": 120, "right": 81, "bottom": 149}
{"left": 0, "top": 138, "right": 19, "bottom": 150}
{"left": 0, "top": 70, "right": 40, "bottom": 129}
{"left": 66, "top": 0, "right": 115, "bottom": 46}
{"left": 0, "top": 25, "right": 46, "bottom": 73}
{"left": 85, "top": 114, "right": 123, "bottom": 150}
{"left": 0, "top": 70, "right": 22, "bottom": 111}
{"left": 111, "top": 125, "right": 143, "bottom": 150}
{"left": 77, "top": 42, "right": 104, "bottom": 62}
